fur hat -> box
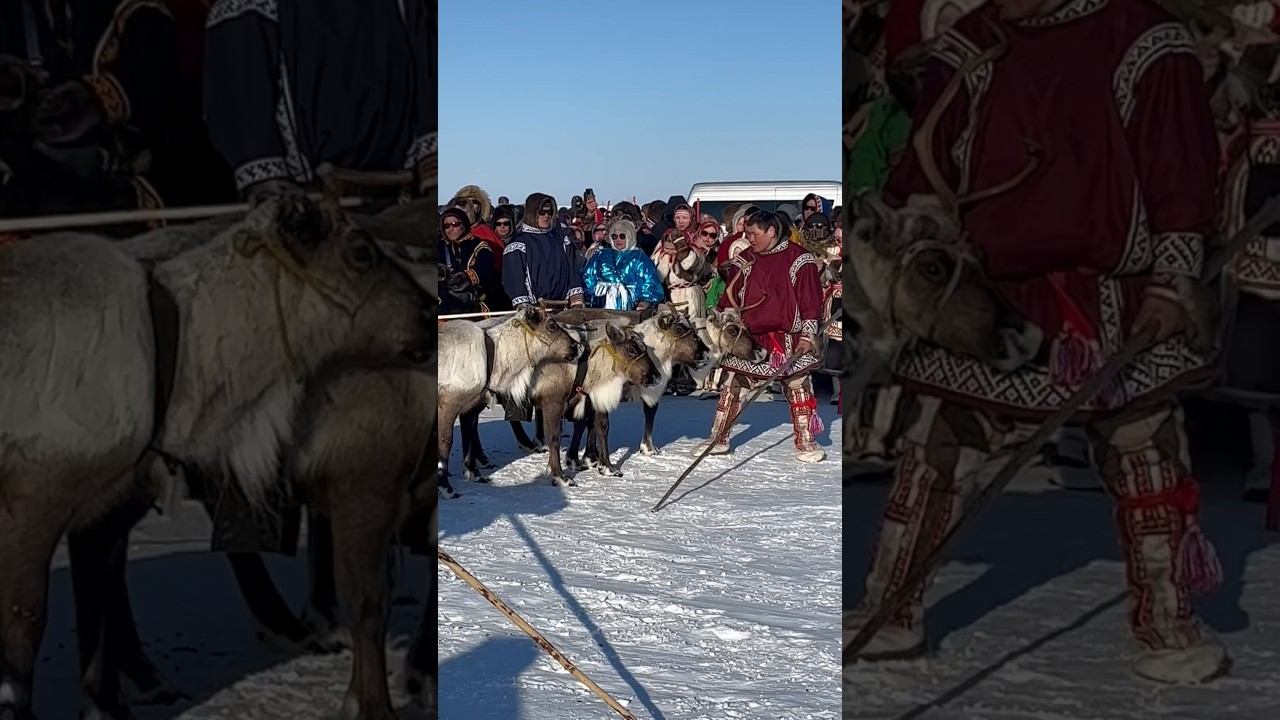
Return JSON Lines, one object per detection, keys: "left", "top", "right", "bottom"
{"left": 607, "top": 218, "right": 637, "bottom": 251}
{"left": 451, "top": 185, "right": 493, "bottom": 223}
{"left": 521, "top": 193, "right": 557, "bottom": 226}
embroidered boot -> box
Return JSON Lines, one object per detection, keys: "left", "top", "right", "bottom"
{"left": 785, "top": 377, "right": 825, "bottom": 463}
{"left": 694, "top": 382, "right": 741, "bottom": 456}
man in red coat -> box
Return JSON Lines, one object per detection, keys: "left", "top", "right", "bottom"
{"left": 847, "top": 0, "right": 1229, "bottom": 684}
{"left": 704, "top": 211, "right": 827, "bottom": 462}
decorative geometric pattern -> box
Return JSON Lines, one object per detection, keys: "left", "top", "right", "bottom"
{"left": 207, "top": 0, "right": 278, "bottom": 27}
{"left": 233, "top": 157, "right": 290, "bottom": 191}
{"left": 789, "top": 253, "right": 820, "bottom": 285}
{"left": 1115, "top": 181, "right": 1153, "bottom": 275}
{"left": 1017, "top": 0, "right": 1108, "bottom": 27}
{"left": 893, "top": 278, "right": 1211, "bottom": 413}
{"left": 1114, "top": 23, "right": 1195, "bottom": 126}
{"left": 405, "top": 132, "right": 437, "bottom": 169}
{"left": 1152, "top": 231, "right": 1204, "bottom": 278}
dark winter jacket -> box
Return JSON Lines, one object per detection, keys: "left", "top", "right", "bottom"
{"left": 501, "top": 192, "right": 584, "bottom": 306}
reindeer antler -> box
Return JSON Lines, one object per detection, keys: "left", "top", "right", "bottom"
{"left": 914, "top": 18, "right": 1039, "bottom": 218}
{"left": 724, "top": 265, "right": 767, "bottom": 312}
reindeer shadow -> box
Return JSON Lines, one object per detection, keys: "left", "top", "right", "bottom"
{"left": 438, "top": 637, "right": 538, "bottom": 719}
{"left": 34, "top": 549, "right": 429, "bottom": 720}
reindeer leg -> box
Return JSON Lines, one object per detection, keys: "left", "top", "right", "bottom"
{"left": 465, "top": 410, "right": 494, "bottom": 469}
{"left": 70, "top": 493, "right": 182, "bottom": 718}
{"left": 403, "top": 601, "right": 433, "bottom": 711}
{"left": 543, "top": 400, "right": 575, "bottom": 487}
{"left": 0, "top": 495, "right": 68, "bottom": 720}
{"left": 438, "top": 405, "right": 460, "bottom": 498}
{"left": 460, "top": 407, "right": 488, "bottom": 482}
{"left": 225, "top": 552, "right": 316, "bottom": 649}
{"left": 565, "top": 405, "right": 589, "bottom": 473}
{"left": 640, "top": 400, "right": 660, "bottom": 455}
{"left": 327, "top": 493, "right": 399, "bottom": 720}
{"left": 302, "top": 513, "right": 349, "bottom": 653}
{"left": 595, "top": 410, "right": 622, "bottom": 477}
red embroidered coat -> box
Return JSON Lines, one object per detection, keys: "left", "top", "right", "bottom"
{"left": 883, "top": 0, "right": 1218, "bottom": 417}
{"left": 717, "top": 238, "right": 824, "bottom": 380}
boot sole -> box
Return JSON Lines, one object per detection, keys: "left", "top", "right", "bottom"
{"left": 1133, "top": 655, "right": 1232, "bottom": 686}
{"left": 854, "top": 640, "right": 929, "bottom": 663}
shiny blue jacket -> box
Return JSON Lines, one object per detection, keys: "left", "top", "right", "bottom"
{"left": 582, "top": 247, "right": 665, "bottom": 310}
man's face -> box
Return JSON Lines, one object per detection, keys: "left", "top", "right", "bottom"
{"left": 593, "top": 226, "right": 607, "bottom": 245}
{"left": 674, "top": 210, "right": 692, "bottom": 231}
{"left": 537, "top": 204, "right": 554, "bottom": 229}
{"left": 494, "top": 217, "right": 513, "bottom": 238}
{"left": 442, "top": 215, "right": 464, "bottom": 241}
{"left": 459, "top": 198, "right": 482, "bottom": 222}
{"left": 746, "top": 223, "right": 776, "bottom": 253}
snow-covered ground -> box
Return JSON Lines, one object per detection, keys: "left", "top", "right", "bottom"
{"left": 843, "top": 424, "right": 1280, "bottom": 720}
{"left": 33, "top": 505, "right": 429, "bottom": 719}
{"left": 438, "top": 394, "right": 844, "bottom": 719}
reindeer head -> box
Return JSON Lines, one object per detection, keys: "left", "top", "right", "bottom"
{"left": 602, "top": 323, "right": 661, "bottom": 388}
{"left": 650, "top": 308, "right": 709, "bottom": 369}
{"left": 513, "top": 305, "right": 584, "bottom": 364}
{"left": 231, "top": 195, "right": 436, "bottom": 370}
{"left": 698, "top": 307, "right": 760, "bottom": 363}
{"left": 846, "top": 19, "right": 1043, "bottom": 372}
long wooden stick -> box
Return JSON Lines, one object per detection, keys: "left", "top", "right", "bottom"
{"left": 0, "top": 195, "right": 368, "bottom": 234}
{"left": 437, "top": 548, "right": 639, "bottom": 720}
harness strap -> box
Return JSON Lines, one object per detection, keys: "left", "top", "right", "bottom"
{"left": 484, "top": 331, "right": 497, "bottom": 388}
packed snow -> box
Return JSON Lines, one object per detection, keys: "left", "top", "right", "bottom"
{"left": 33, "top": 506, "right": 429, "bottom": 719}
{"left": 438, "top": 394, "right": 844, "bottom": 719}
{"left": 843, "top": 400, "right": 1280, "bottom": 720}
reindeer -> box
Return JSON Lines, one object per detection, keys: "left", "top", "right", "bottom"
{"left": 512, "top": 323, "right": 661, "bottom": 484}
{"left": 842, "top": 21, "right": 1044, "bottom": 454}
{"left": 0, "top": 195, "right": 435, "bottom": 720}
{"left": 438, "top": 308, "right": 583, "bottom": 495}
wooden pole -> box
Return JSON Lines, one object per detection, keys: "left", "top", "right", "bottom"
{"left": 0, "top": 195, "right": 368, "bottom": 234}
{"left": 438, "top": 548, "right": 639, "bottom": 719}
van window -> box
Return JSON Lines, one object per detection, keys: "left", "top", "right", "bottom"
{"left": 693, "top": 200, "right": 787, "bottom": 225}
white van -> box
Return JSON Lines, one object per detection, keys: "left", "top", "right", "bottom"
{"left": 686, "top": 180, "right": 842, "bottom": 226}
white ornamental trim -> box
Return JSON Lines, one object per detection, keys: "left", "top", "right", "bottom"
{"left": 207, "top": 0, "right": 277, "bottom": 28}
{"left": 233, "top": 156, "right": 289, "bottom": 192}
{"left": 1113, "top": 23, "right": 1196, "bottom": 126}
{"left": 1152, "top": 231, "right": 1204, "bottom": 277}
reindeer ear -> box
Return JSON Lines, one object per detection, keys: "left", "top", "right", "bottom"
{"left": 521, "top": 306, "right": 544, "bottom": 325}
{"left": 605, "top": 322, "right": 626, "bottom": 345}
{"left": 658, "top": 313, "right": 674, "bottom": 329}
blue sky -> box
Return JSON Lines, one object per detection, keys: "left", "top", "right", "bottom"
{"left": 439, "top": 0, "right": 840, "bottom": 207}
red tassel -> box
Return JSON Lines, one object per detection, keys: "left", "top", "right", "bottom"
{"left": 769, "top": 350, "right": 787, "bottom": 369}
{"left": 1049, "top": 323, "right": 1101, "bottom": 389}
{"left": 809, "top": 409, "right": 825, "bottom": 436}
{"left": 1175, "top": 520, "right": 1224, "bottom": 596}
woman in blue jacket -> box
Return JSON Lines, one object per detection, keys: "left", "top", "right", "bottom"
{"left": 582, "top": 218, "right": 665, "bottom": 310}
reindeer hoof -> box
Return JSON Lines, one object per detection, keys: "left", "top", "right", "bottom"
{"left": 597, "top": 466, "right": 623, "bottom": 478}
{"left": 551, "top": 475, "right": 577, "bottom": 487}
{"left": 475, "top": 454, "right": 496, "bottom": 469}
{"left": 639, "top": 445, "right": 659, "bottom": 456}
{"left": 438, "top": 484, "right": 461, "bottom": 499}
{"left": 464, "top": 471, "right": 489, "bottom": 483}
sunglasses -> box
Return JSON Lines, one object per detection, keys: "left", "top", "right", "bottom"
{"left": 495, "top": 220, "right": 511, "bottom": 227}
{"left": 443, "top": 221, "right": 462, "bottom": 229}
{"left": 699, "top": 230, "right": 718, "bottom": 239}
{"left": 538, "top": 209, "right": 554, "bottom": 216}
{"left": 805, "top": 204, "right": 819, "bottom": 212}
{"left": 610, "top": 233, "right": 628, "bottom": 240}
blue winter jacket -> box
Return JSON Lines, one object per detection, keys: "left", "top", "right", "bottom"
{"left": 583, "top": 247, "right": 665, "bottom": 310}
